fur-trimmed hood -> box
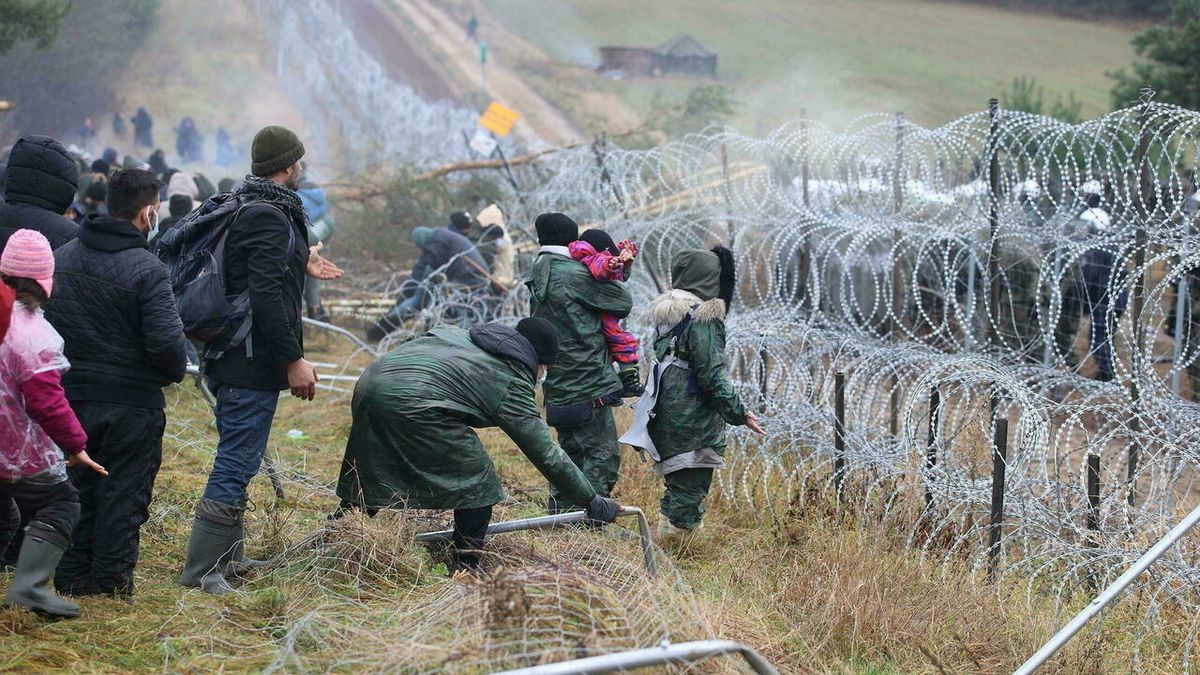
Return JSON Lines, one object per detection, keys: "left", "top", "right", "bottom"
{"left": 648, "top": 288, "right": 726, "bottom": 334}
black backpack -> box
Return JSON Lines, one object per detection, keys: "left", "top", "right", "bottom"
{"left": 156, "top": 192, "right": 291, "bottom": 358}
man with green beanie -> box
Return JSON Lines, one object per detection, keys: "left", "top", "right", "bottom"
{"left": 527, "top": 212, "right": 633, "bottom": 513}
{"left": 622, "top": 247, "right": 765, "bottom": 542}
{"left": 367, "top": 222, "right": 488, "bottom": 341}
{"left": 335, "top": 318, "right": 620, "bottom": 572}
{"left": 179, "top": 125, "right": 343, "bottom": 595}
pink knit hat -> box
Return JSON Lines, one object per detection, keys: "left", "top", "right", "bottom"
{"left": 1, "top": 229, "right": 55, "bottom": 298}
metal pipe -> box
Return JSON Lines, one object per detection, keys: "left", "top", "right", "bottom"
{"left": 416, "top": 507, "right": 658, "bottom": 577}
{"left": 1014, "top": 500, "right": 1200, "bottom": 675}
{"left": 491, "top": 639, "right": 780, "bottom": 675}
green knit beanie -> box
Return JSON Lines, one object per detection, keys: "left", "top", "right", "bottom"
{"left": 250, "top": 126, "right": 305, "bottom": 177}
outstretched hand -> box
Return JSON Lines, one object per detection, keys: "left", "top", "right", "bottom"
{"left": 745, "top": 411, "right": 767, "bottom": 435}
{"left": 307, "top": 242, "right": 344, "bottom": 281}
{"left": 68, "top": 450, "right": 108, "bottom": 476}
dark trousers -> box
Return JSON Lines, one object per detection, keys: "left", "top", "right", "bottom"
{"left": 55, "top": 403, "right": 165, "bottom": 596}
{"left": 661, "top": 468, "right": 714, "bottom": 531}
{"left": 0, "top": 477, "right": 80, "bottom": 556}
{"left": 202, "top": 385, "right": 279, "bottom": 507}
{"left": 451, "top": 505, "right": 493, "bottom": 570}
{"left": 548, "top": 406, "right": 620, "bottom": 511}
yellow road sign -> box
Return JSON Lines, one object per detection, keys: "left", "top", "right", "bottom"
{"left": 479, "top": 101, "right": 520, "bottom": 137}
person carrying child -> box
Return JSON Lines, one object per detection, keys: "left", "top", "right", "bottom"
{"left": 568, "top": 229, "right": 644, "bottom": 397}
{"left": 0, "top": 230, "right": 107, "bottom": 618}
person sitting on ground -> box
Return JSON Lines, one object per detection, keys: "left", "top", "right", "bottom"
{"left": 334, "top": 318, "right": 620, "bottom": 574}
{"left": 0, "top": 230, "right": 107, "bottom": 618}
{"left": 367, "top": 223, "right": 489, "bottom": 341}
{"left": 624, "top": 246, "right": 765, "bottom": 543}
{"left": 569, "top": 229, "right": 643, "bottom": 397}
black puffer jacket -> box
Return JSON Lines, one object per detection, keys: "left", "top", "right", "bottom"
{"left": 0, "top": 136, "right": 80, "bottom": 251}
{"left": 47, "top": 214, "right": 188, "bottom": 409}
{"left": 202, "top": 201, "right": 310, "bottom": 391}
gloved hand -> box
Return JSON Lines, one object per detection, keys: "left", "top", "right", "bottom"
{"left": 585, "top": 494, "right": 620, "bottom": 524}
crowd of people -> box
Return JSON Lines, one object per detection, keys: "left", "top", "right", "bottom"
{"left": 0, "top": 124, "right": 764, "bottom": 619}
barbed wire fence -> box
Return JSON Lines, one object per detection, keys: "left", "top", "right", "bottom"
{"left": 155, "top": 79, "right": 1200, "bottom": 667}
{"left": 469, "top": 93, "right": 1200, "bottom": 666}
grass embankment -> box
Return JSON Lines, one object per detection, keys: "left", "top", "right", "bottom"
{"left": 0, "top": 329, "right": 1191, "bottom": 672}
{"left": 481, "top": 0, "right": 1139, "bottom": 132}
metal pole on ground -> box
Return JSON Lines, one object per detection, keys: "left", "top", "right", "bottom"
{"left": 1014, "top": 500, "right": 1200, "bottom": 675}
{"left": 493, "top": 639, "right": 781, "bottom": 675}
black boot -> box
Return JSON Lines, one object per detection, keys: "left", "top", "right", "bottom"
{"left": 4, "top": 522, "right": 79, "bottom": 618}
{"left": 224, "top": 496, "right": 265, "bottom": 578}
{"left": 178, "top": 499, "right": 239, "bottom": 595}
{"left": 618, "top": 365, "right": 645, "bottom": 398}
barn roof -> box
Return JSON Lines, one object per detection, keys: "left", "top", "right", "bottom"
{"left": 654, "top": 34, "right": 714, "bottom": 58}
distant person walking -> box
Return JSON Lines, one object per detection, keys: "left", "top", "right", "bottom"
{"left": 132, "top": 107, "right": 154, "bottom": 149}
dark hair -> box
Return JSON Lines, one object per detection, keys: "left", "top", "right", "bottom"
{"left": 108, "top": 168, "right": 162, "bottom": 220}
{"left": 3, "top": 276, "right": 47, "bottom": 309}
{"left": 85, "top": 180, "right": 107, "bottom": 203}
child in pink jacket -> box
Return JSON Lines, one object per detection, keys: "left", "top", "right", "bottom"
{"left": 0, "top": 229, "right": 106, "bottom": 619}
{"left": 568, "top": 229, "right": 643, "bottom": 397}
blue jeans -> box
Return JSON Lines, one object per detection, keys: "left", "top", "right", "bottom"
{"left": 201, "top": 385, "right": 280, "bottom": 507}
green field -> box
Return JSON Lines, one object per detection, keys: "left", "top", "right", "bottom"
{"left": 485, "top": 0, "right": 1141, "bottom": 130}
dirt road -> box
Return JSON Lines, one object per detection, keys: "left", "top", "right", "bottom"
{"left": 387, "top": 0, "right": 586, "bottom": 146}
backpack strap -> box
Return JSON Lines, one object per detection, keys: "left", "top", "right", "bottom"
{"left": 211, "top": 200, "right": 299, "bottom": 362}
{"left": 663, "top": 305, "right": 697, "bottom": 358}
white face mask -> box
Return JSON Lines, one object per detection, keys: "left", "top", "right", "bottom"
{"left": 145, "top": 206, "right": 160, "bottom": 241}
{"left": 537, "top": 366, "right": 548, "bottom": 386}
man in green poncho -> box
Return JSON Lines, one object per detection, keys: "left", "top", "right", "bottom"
{"left": 526, "top": 213, "right": 633, "bottom": 513}
{"left": 334, "top": 318, "right": 620, "bottom": 570}
{"left": 623, "top": 247, "right": 765, "bottom": 540}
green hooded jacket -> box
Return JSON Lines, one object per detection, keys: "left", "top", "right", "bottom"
{"left": 527, "top": 249, "right": 633, "bottom": 407}
{"left": 335, "top": 324, "right": 597, "bottom": 510}
{"left": 646, "top": 290, "right": 747, "bottom": 460}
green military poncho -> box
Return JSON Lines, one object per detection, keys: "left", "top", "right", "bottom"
{"left": 645, "top": 289, "right": 747, "bottom": 464}
{"left": 335, "top": 324, "right": 597, "bottom": 510}
{"left": 527, "top": 249, "right": 632, "bottom": 406}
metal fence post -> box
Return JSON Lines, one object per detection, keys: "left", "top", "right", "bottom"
{"left": 987, "top": 99, "right": 1002, "bottom": 351}
{"left": 1085, "top": 453, "right": 1101, "bottom": 590}
{"left": 834, "top": 371, "right": 846, "bottom": 500}
{"left": 1126, "top": 86, "right": 1155, "bottom": 506}
{"left": 924, "top": 386, "right": 941, "bottom": 510}
{"left": 987, "top": 412, "right": 1009, "bottom": 581}
{"left": 890, "top": 112, "right": 905, "bottom": 436}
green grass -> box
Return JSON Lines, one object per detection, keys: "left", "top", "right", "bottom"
{"left": 484, "top": 0, "right": 1141, "bottom": 130}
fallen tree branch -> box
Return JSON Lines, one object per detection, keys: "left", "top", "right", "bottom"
{"left": 413, "top": 142, "right": 586, "bottom": 181}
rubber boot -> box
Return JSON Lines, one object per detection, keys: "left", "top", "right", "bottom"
{"left": 178, "top": 499, "right": 239, "bottom": 595}
{"left": 656, "top": 513, "right": 699, "bottom": 546}
{"left": 223, "top": 497, "right": 265, "bottom": 579}
{"left": 4, "top": 522, "right": 80, "bottom": 618}
{"left": 618, "top": 365, "right": 645, "bottom": 398}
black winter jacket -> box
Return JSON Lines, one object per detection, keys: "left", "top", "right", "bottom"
{"left": 203, "top": 201, "right": 309, "bottom": 391}
{"left": 48, "top": 215, "right": 188, "bottom": 409}
{"left": 0, "top": 136, "right": 80, "bottom": 251}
